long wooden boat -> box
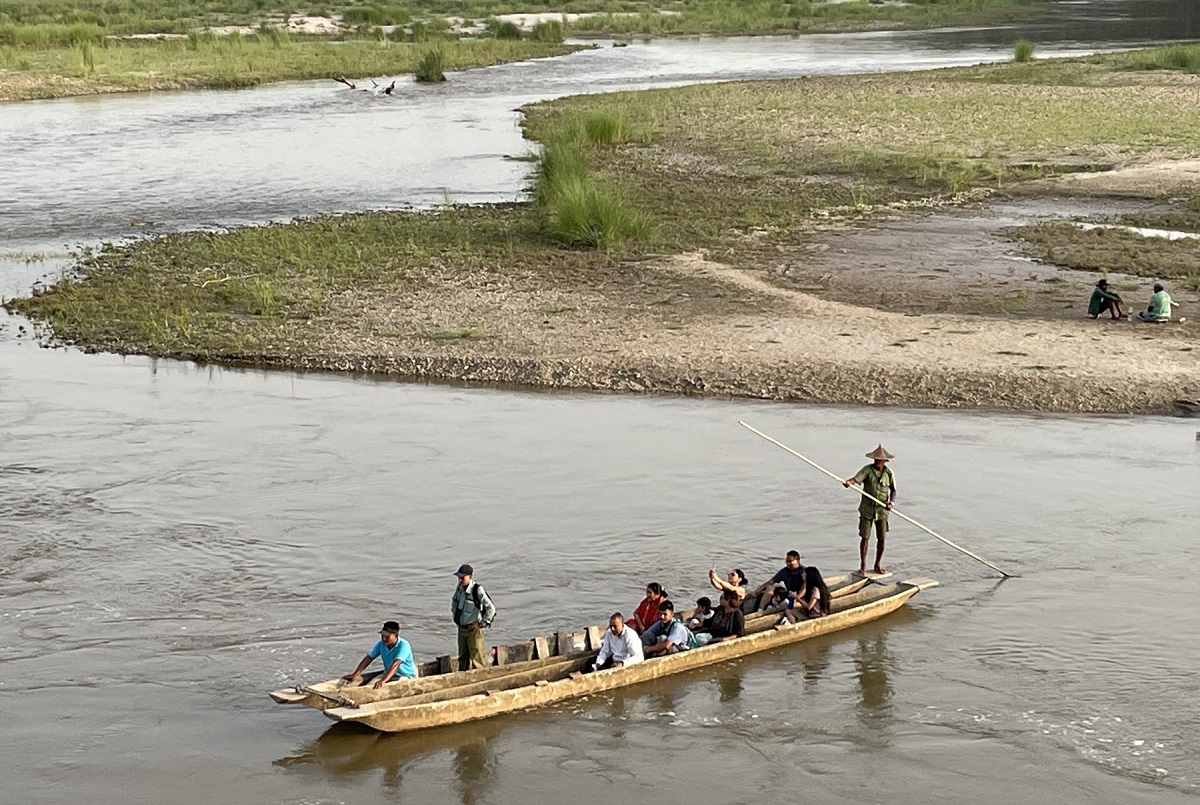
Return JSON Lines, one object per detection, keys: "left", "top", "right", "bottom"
{"left": 269, "top": 572, "right": 877, "bottom": 712}
{"left": 275, "top": 574, "right": 936, "bottom": 733}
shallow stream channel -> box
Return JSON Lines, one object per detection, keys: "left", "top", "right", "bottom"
{"left": 2, "top": 2, "right": 1200, "bottom": 803}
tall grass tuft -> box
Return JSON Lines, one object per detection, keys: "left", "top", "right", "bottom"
{"left": 530, "top": 19, "right": 563, "bottom": 44}
{"left": 414, "top": 47, "right": 446, "bottom": 82}
{"left": 409, "top": 21, "right": 431, "bottom": 42}
{"left": 1153, "top": 44, "right": 1200, "bottom": 72}
{"left": 78, "top": 39, "right": 96, "bottom": 74}
{"left": 541, "top": 175, "right": 651, "bottom": 249}
{"left": 258, "top": 24, "right": 287, "bottom": 47}
{"left": 533, "top": 133, "right": 650, "bottom": 248}
{"left": 581, "top": 110, "right": 629, "bottom": 145}
{"left": 1013, "top": 39, "right": 1034, "bottom": 63}
{"left": 533, "top": 137, "right": 590, "bottom": 204}
{"left": 488, "top": 19, "right": 523, "bottom": 40}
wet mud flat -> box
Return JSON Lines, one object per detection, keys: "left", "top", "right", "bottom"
{"left": 10, "top": 49, "right": 1200, "bottom": 414}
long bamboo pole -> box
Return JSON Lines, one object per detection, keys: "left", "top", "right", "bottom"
{"left": 738, "top": 421, "right": 1014, "bottom": 578}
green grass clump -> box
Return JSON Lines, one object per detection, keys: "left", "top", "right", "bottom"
{"left": 582, "top": 110, "right": 629, "bottom": 145}
{"left": 1014, "top": 39, "right": 1034, "bottom": 63}
{"left": 541, "top": 175, "right": 651, "bottom": 248}
{"left": 342, "top": 5, "right": 411, "bottom": 25}
{"left": 0, "top": 22, "right": 104, "bottom": 47}
{"left": 530, "top": 19, "right": 562, "bottom": 43}
{"left": 532, "top": 123, "right": 651, "bottom": 248}
{"left": 1121, "top": 43, "right": 1200, "bottom": 74}
{"left": 487, "top": 19, "right": 523, "bottom": 40}
{"left": 533, "top": 137, "right": 590, "bottom": 204}
{"left": 0, "top": 37, "right": 576, "bottom": 100}
{"left": 414, "top": 46, "right": 445, "bottom": 82}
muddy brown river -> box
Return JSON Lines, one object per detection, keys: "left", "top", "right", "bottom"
{"left": 3, "top": 1, "right": 1200, "bottom": 803}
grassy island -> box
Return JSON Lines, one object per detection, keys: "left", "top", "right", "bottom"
{"left": 10, "top": 43, "right": 1200, "bottom": 413}
{"left": 0, "top": 0, "right": 1042, "bottom": 101}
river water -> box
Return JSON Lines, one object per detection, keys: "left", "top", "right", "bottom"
{"left": 2, "top": 2, "right": 1200, "bottom": 803}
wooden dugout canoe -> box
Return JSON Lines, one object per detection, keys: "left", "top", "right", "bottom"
{"left": 320, "top": 576, "right": 937, "bottom": 733}
{"left": 269, "top": 572, "right": 879, "bottom": 711}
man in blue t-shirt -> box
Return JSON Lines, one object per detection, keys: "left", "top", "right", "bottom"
{"left": 342, "top": 621, "right": 417, "bottom": 689}
{"left": 641, "top": 601, "right": 690, "bottom": 657}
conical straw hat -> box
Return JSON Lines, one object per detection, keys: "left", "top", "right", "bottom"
{"left": 865, "top": 444, "right": 894, "bottom": 461}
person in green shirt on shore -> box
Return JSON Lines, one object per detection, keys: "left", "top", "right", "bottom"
{"left": 1137, "top": 283, "right": 1179, "bottom": 322}
{"left": 844, "top": 445, "right": 896, "bottom": 575}
{"left": 1087, "top": 279, "right": 1126, "bottom": 320}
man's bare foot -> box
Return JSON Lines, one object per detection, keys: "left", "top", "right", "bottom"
{"left": 872, "top": 566, "right": 886, "bottom": 574}
{"left": 858, "top": 567, "right": 867, "bottom": 575}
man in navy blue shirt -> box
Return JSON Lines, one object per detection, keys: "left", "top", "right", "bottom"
{"left": 748, "top": 551, "right": 805, "bottom": 612}
{"left": 342, "top": 621, "right": 417, "bottom": 689}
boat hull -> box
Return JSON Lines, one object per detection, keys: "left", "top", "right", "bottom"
{"left": 324, "top": 577, "right": 935, "bottom": 733}
{"left": 271, "top": 572, "right": 883, "bottom": 711}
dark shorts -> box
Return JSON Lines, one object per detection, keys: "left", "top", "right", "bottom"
{"left": 858, "top": 516, "right": 887, "bottom": 540}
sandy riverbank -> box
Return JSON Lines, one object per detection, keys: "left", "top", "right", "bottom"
{"left": 9, "top": 50, "right": 1200, "bottom": 414}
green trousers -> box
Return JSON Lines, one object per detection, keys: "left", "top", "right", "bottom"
{"left": 457, "top": 625, "right": 486, "bottom": 671}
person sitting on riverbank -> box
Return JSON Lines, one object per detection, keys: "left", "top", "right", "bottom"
{"left": 687, "top": 596, "right": 714, "bottom": 630}
{"left": 1087, "top": 279, "right": 1126, "bottom": 320}
{"left": 707, "top": 567, "right": 749, "bottom": 608}
{"left": 589, "top": 612, "right": 644, "bottom": 672}
{"left": 341, "top": 621, "right": 417, "bottom": 689}
{"left": 749, "top": 551, "right": 805, "bottom": 612}
{"left": 796, "top": 566, "right": 831, "bottom": 620}
{"left": 641, "top": 601, "right": 691, "bottom": 657}
{"left": 1136, "top": 282, "right": 1179, "bottom": 322}
{"left": 627, "top": 582, "right": 668, "bottom": 634}
{"left": 695, "top": 590, "right": 746, "bottom": 646}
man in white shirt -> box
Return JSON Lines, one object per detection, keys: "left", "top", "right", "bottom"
{"left": 591, "top": 612, "right": 644, "bottom": 672}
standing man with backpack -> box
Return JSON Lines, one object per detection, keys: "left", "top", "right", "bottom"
{"left": 452, "top": 563, "right": 496, "bottom": 671}
{"left": 844, "top": 445, "right": 897, "bottom": 576}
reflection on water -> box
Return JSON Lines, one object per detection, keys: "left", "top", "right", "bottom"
{"left": 799, "top": 639, "right": 834, "bottom": 694}
{"left": 716, "top": 667, "right": 744, "bottom": 703}
{"left": 276, "top": 718, "right": 504, "bottom": 799}
{"left": 854, "top": 635, "right": 895, "bottom": 726}
{"left": 453, "top": 736, "right": 498, "bottom": 805}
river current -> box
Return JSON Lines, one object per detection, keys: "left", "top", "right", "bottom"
{"left": 2, "top": 1, "right": 1199, "bottom": 803}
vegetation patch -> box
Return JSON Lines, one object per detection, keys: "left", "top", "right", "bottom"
{"left": 0, "top": 0, "right": 1041, "bottom": 41}
{"left": 12, "top": 43, "right": 1200, "bottom": 363}
{"left": 414, "top": 46, "right": 446, "bottom": 82}
{"left": 1008, "top": 221, "right": 1200, "bottom": 290}
{"left": 0, "top": 36, "right": 576, "bottom": 100}
{"left": 567, "top": 0, "right": 1038, "bottom": 36}
{"left": 1116, "top": 195, "right": 1200, "bottom": 234}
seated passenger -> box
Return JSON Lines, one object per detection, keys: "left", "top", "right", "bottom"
{"left": 707, "top": 567, "right": 749, "bottom": 608}
{"left": 695, "top": 590, "right": 746, "bottom": 646}
{"left": 589, "top": 612, "right": 644, "bottom": 672}
{"left": 1136, "top": 282, "right": 1179, "bottom": 322}
{"left": 341, "top": 620, "right": 417, "bottom": 689}
{"left": 1087, "top": 279, "right": 1125, "bottom": 320}
{"left": 748, "top": 550, "right": 805, "bottom": 612}
{"left": 686, "top": 596, "right": 715, "bottom": 630}
{"left": 796, "top": 566, "right": 831, "bottom": 619}
{"left": 627, "top": 582, "right": 668, "bottom": 634}
{"left": 641, "top": 601, "right": 690, "bottom": 657}
{"left": 764, "top": 585, "right": 798, "bottom": 623}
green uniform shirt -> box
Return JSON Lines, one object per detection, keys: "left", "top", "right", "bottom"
{"left": 853, "top": 464, "right": 895, "bottom": 521}
{"left": 1149, "top": 289, "right": 1173, "bottom": 319}
{"left": 1088, "top": 286, "right": 1119, "bottom": 316}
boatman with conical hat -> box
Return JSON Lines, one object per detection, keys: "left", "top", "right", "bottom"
{"left": 843, "top": 445, "right": 896, "bottom": 575}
